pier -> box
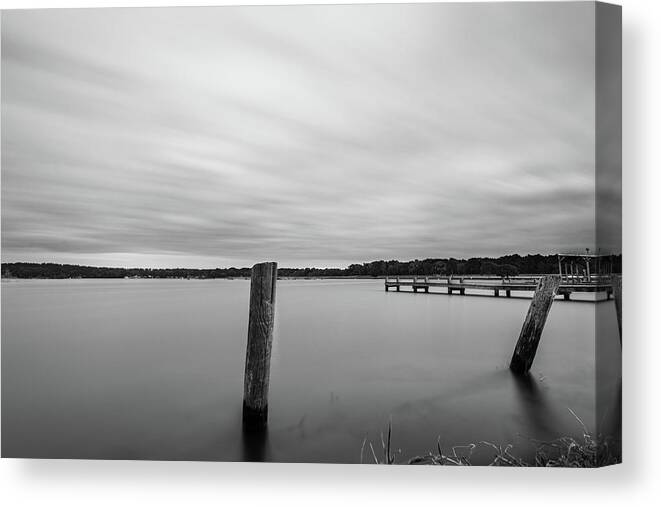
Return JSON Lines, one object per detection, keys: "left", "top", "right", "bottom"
{"left": 384, "top": 275, "right": 613, "bottom": 301}
{"left": 385, "top": 252, "right": 618, "bottom": 301}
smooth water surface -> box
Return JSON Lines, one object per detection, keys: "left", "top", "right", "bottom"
{"left": 1, "top": 279, "right": 621, "bottom": 463}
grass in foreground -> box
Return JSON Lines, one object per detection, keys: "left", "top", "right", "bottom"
{"left": 361, "top": 410, "right": 621, "bottom": 467}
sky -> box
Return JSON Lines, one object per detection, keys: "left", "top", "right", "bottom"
{"left": 1, "top": 3, "right": 615, "bottom": 269}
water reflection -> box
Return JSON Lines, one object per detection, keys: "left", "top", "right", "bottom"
{"left": 510, "top": 372, "right": 559, "bottom": 437}
{"left": 241, "top": 426, "right": 271, "bottom": 462}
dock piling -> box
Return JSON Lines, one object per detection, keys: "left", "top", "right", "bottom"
{"left": 509, "top": 275, "right": 561, "bottom": 375}
{"left": 243, "top": 261, "right": 278, "bottom": 430}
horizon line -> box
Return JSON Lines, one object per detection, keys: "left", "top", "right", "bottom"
{"left": 1, "top": 251, "right": 622, "bottom": 272}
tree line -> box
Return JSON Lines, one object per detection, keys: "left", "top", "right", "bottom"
{"left": 1, "top": 254, "right": 621, "bottom": 279}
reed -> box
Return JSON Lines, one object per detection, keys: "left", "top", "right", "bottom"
{"left": 363, "top": 410, "right": 620, "bottom": 467}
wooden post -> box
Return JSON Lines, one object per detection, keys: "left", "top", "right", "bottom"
{"left": 557, "top": 255, "right": 562, "bottom": 279}
{"left": 243, "top": 262, "right": 277, "bottom": 430}
{"left": 612, "top": 274, "right": 622, "bottom": 343}
{"left": 509, "top": 275, "right": 561, "bottom": 375}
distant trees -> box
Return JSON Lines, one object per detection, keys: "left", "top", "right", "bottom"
{"left": 432, "top": 261, "right": 445, "bottom": 275}
{"left": 1, "top": 254, "right": 622, "bottom": 279}
{"left": 480, "top": 262, "right": 519, "bottom": 277}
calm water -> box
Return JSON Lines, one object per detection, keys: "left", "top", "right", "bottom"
{"left": 1, "top": 279, "right": 621, "bottom": 463}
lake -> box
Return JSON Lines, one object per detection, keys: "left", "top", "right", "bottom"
{"left": 1, "top": 278, "right": 621, "bottom": 463}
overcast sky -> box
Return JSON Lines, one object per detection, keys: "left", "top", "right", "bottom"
{"left": 1, "top": 3, "right": 607, "bottom": 268}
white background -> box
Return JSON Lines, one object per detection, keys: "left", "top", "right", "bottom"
{"left": 0, "top": 0, "right": 658, "bottom": 505}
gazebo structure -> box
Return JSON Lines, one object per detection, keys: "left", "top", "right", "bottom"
{"left": 557, "top": 250, "right": 615, "bottom": 284}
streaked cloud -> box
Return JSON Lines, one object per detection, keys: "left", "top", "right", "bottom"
{"left": 1, "top": 3, "right": 614, "bottom": 268}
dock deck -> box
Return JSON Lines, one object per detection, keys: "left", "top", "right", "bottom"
{"left": 384, "top": 275, "right": 613, "bottom": 301}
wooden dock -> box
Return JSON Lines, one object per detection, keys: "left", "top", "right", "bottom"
{"left": 384, "top": 275, "right": 613, "bottom": 301}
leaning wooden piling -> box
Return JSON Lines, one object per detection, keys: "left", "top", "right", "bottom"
{"left": 509, "top": 275, "right": 561, "bottom": 375}
{"left": 612, "top": 274, "right": 622, "bottom": 343}
{"left": 243, "top": 261, "right": 277, "bottom": 430}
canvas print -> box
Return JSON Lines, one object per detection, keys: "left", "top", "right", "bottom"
{"left": 1, "top": 2, "right": 622, "bottom": 466}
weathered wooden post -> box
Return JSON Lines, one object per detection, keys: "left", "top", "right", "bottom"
{"left": 509, "top": 275, "right": 561, "bottom": 375}
{"left": 612, "top": 274, "right": 622, "bottom": 343}
{"left": 243, "top": 261, "right": 277, "bottom": 430}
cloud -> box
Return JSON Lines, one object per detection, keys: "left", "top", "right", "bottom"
{"left": 1, "top": 3, "right": 615, "bottom": 268}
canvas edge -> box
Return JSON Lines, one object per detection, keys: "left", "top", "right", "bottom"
{"left": 595, "top": 0, "right": 622, "bottom": 468}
